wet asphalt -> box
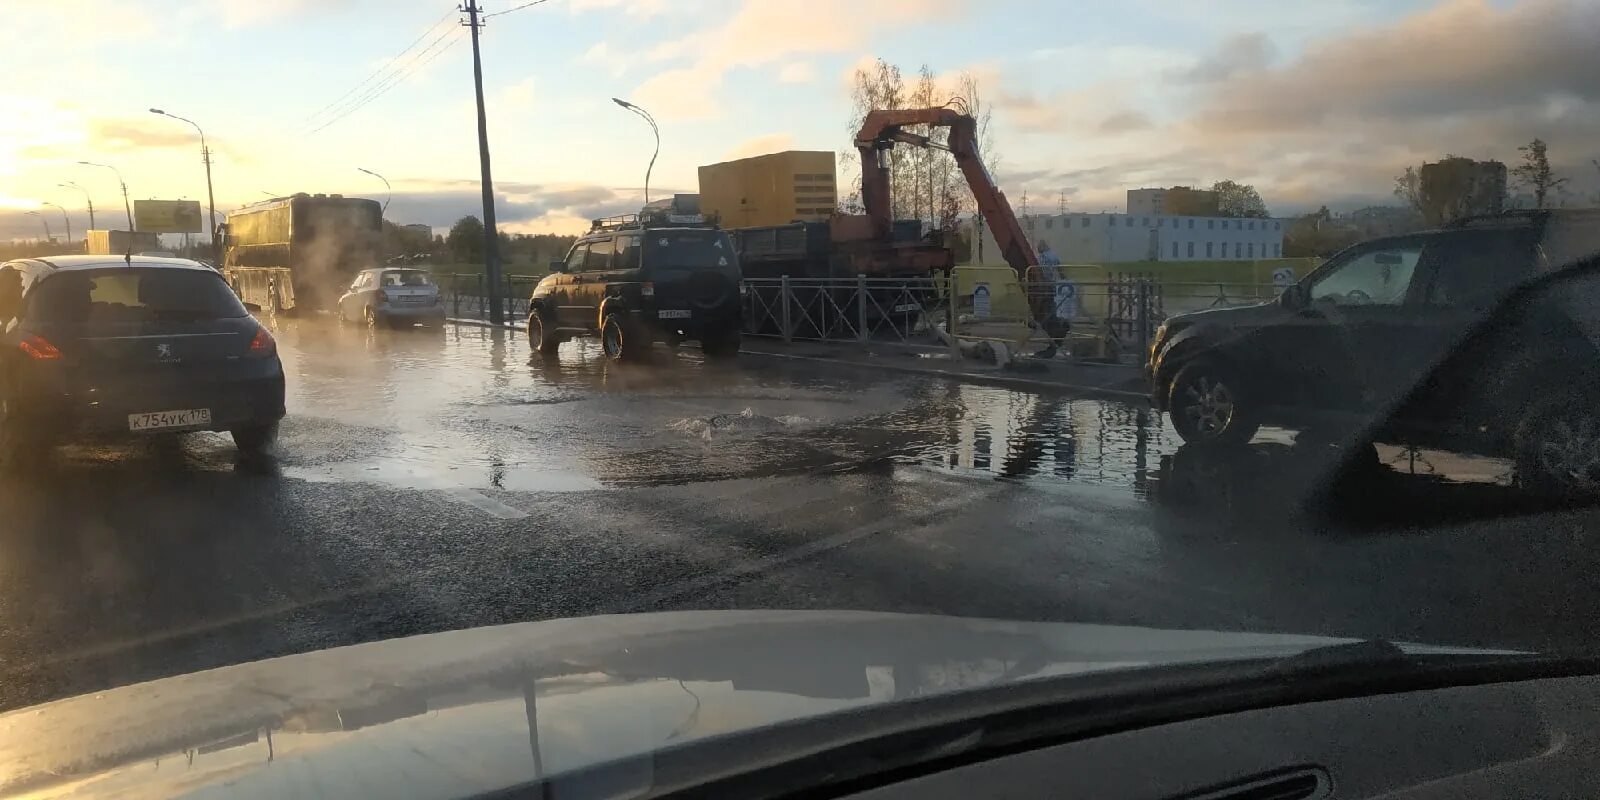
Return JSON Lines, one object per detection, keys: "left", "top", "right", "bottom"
{"left": 2, "top": 317, "right": 1598, "bottom": 711}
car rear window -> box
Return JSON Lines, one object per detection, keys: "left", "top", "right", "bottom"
{"left": 645, "top": 230, "right": 738, "bottom": 273}
{"left": 381, "top": 270, "right": 433, "bottom": 287}
{"left": 29, "top": 269, "right": 249, "bottom": 325}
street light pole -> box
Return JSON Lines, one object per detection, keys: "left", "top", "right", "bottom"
{"left": 79, "top": 161, "right": 133, "bottom": 232}
{"left": 25, "top": 211, "right": 52, "bottom": 243}
{"left": 59, "top": 182, "right": 95, "bottom": 231}
{"left": 463, "top": 0, "right": 505, "bottom": 325}
{"left": 357, "top": 167, "right": 392, "bottom": 217}
{"left": 41, "top": 201, "right": 71, "bottom": 246}
{"left": 150, "top": 109, "right": 218, "bottom": 264}
{"left": 612, "top": 98, "right": 659, "bottom": 206}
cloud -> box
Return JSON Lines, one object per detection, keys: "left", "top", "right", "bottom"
{"left": 1190, "top": 0, "right": 1600, "bottom": 136}
{"left": 723, "top": 134, "right": 797, "bottom": 161}
{"left": 378, "top": 182, "right": 689, "bottom": 234}
{"left": 568, "top": 0, "right": 668, "bottom": 17}
{"left": 630, "top": 0, "right": 966, "bottom": 120}
{"left": 1097, "top": 110, "right": 1153, "bottom": 134}
{"left": 777, "top": 62, "right": 817, "bottom": 84}
{"left": 89, "top": 119, "right": 203, "bottom": 151}
{"left": 212, "top": 0, "right": 355, "bottom": 28}
{"left": 1171, "top": 32, "right": 1276, "bottom": 84}
{"left": 502, "top": 76, "right": 537, "bottom": 107}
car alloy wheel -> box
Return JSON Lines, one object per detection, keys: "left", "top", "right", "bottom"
{"left": 1182, "top": 374, "right": 1235, "bottom": 437}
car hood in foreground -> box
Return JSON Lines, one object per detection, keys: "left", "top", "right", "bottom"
{"left": 0, "top": 611, "right": 1485, "bottom": 799}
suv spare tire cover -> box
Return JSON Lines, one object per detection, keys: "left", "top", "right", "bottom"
{"left": 687, "top": 272, "right": 735, "bottom": 309}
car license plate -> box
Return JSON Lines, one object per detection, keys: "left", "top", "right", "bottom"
{"left": 658, "top": 309, "right": 692, "bottom": 319}
{"left": 893, "top": 303, "right": 921, "bottom": 313}
{"left": 129, "top": 409, "right": 212, "bottom": 432}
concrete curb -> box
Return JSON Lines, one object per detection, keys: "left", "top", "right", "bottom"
{"left": 444, "top": 317, "right": 1149, "bottom": 401}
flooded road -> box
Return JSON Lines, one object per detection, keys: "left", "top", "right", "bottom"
{"left": 1, "top": 318, "right": 1597, "bottom": 712}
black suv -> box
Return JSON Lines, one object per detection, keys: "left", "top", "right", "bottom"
{"left": 527, "top": 216, "right": 744, "bottom": 361}
{"left": 1149, "top": 210, "right": 1600, "bottom": 490}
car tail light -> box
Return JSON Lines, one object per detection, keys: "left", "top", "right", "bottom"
{"left": 247, "top": 326, "right": 276, "bottom": 357}
{"left": 377, "top": 289, "right": 390, "bottom": 304}
{"left": 18, "top": 333, "right": 61, "bottom": 361}
{"left": 640, "top": 282, "right": 655, "bottom": 297}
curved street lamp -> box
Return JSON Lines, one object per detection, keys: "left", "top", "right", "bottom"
{"left": 357, "top": 167, "right": 392, "bottom": 216}
{"left": 612, "top": 98, "right": 659, "bottom": 206}
{"left": 58, "top": 181, "right": 95, "bottom": 230}
{"left": 41, "top": 201, "right": 71, "bottom": 246}
{"left": 25, "top": 211, "right": 52, "bottom": 242}
{"left": 78, "top": 161, "right": 133, "bottom": 232}
{"left": 150, "top": 108, "right": 218, "bottom": 261}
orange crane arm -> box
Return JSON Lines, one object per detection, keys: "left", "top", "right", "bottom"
{"left": 854, "top": 108, "right": 1038, "bottom": 277}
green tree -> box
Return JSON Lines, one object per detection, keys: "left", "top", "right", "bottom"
{"left": 1211, "top": 180, "right": 1269, "bottom": 218}
{"left": 446, "top": 215, "right": 484, "bottom": 264}
{"left": 1512, "top": 138, "right": 1568, "bottom": 209}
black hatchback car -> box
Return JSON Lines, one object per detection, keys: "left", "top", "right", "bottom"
{"left": 1148, "top": 210, "right": 1600, "bottom": 491}
{"left": 527, "top": 215, "right": 743, "bottom": 361}
{"left": 0, "top": 256, "right": 286, "bottom": 460}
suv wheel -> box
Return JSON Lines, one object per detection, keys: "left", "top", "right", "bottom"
{"left": 527, "top": 307, "right": 561, "bottom": 357}
{"left": 232, "top": 422, "right": 280, "bottom": 455}
{"left": 701, "top": 329, "right": 741, "bottom": 359}
{"left": 1515, "top": 395, "right": 1600, "bottom": 497}
{"left": 601, "top": 314, "right": 646, "bottom": 362}
{"left": 1168, "top": 360, "right": 1260, "bottom": 446}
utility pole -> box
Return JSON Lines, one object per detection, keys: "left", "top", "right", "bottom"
{"left": 60, "top": 182, "right": 95, "bottom": 230}
{"left": 149, "top": 110, "right": 218, "bottom": 265}
{"left": 80, "top": 161, "right": 133, "bottom": 232}
{"left": 463, "top": 1, "right": 505, "bottom": 325}
{"left": 42, "top": 201, "right": 71, "bottom": 246}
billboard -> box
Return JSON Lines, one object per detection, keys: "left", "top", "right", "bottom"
{"left": 134, "top": 199, "right": 203, "bottom": 233}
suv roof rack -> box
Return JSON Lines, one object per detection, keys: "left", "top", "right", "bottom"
{"left": 589, "top": 209, "right": 717, "bottom": 233}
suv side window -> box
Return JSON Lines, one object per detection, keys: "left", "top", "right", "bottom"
{"left": 615, "top": 235, "right": 640, "bottom": 269}
{"left": 565, "top": 243, "right": 589, "bottom": 272}
{"left": 586, "top": 237, "right": 615, "bottom": 271}
{"left": 1422, "top": 233, "right": 1531, "bottom": 308}
{"left": 1307, "top": 243, "right": 1424, "bottom": 307}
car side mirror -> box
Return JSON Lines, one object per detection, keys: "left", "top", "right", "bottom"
{"left": 1281, "top": 284, "right": 1312, "bottom": 310}
{"left": 242, "top": 302, "right": 263, "bottom": 313}
{"left": 549, "top": 260, "right": 567, "bottom": 274}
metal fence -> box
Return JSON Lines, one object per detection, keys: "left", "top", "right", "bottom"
{"left": 439, "top": 273, "right": 539, "bottom": 323}
{"left": 438, "top": 269, "right": 1281, "bottom": 364}
{"left": 742, "top": 276, "right": 951, "bottom": 345}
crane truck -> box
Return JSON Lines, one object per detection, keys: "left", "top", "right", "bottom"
{"left": 728, "top": 106, "right": 1038, "bottom": 339}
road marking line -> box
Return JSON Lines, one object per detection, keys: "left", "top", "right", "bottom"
{"left": 442, "top": 487, "right": 530, "bottom": 519}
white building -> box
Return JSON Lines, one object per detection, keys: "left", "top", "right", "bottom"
{"left": 971, "top": 212, "right": 1287, "bottom": 265}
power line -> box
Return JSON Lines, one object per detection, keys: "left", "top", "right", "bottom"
{"left": 484, "top": 0, "right": 552, "bottom": 19}
{"left": 303, "top": 7, "right": 456, "bottom": 127}
{"left": 307, "top": 28, "right": 465, "bottom": 135}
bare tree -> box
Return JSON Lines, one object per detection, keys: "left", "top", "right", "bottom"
{"left": 842, "top": 59, "right": 905, "bottom": 216}
{"left": 1393, "top": 166, "right": 1423, "bottom": 215}
{"left": 1512, "top": 138, "right": 1568, "bottom": 209}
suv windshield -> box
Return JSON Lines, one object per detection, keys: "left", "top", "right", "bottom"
{"left": 645, "top": 230, "right": 738, "bottom": 274}
{"left": 29, "top": 269, "right": 249, "bottom": 325}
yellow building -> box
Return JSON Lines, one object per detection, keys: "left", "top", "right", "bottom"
{"left": 698, "top": 151, "right": 837, "bottom": 228}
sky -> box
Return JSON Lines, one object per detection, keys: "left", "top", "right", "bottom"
{"left": 1, "top": 0, "right": 1597, "bottom": 241}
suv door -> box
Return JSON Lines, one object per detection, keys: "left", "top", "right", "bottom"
{"left": 573, "top": 236, "right": 614, "bottom": 329}
{"left": 554, "top": 242, "right": 590, "bottom": 328}
{"left": 1272, "top": 238, "right": 1430, "bottom": 417}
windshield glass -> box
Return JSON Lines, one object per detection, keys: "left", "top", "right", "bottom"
{"left": 29, "top": 269, "right": 248, "bottom": 324}
{"left": 3, "top": 2, "right": 1600, "bottom": 795}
